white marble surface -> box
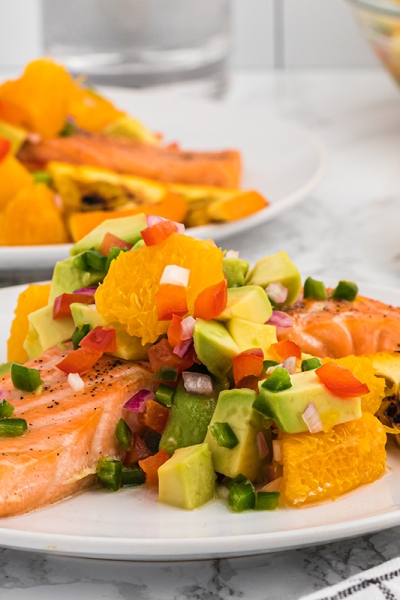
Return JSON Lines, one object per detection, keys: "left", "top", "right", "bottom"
{"left": 3, "top": 67, "right": 400, "bottom": 598}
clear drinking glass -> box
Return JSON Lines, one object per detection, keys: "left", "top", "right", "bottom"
{"left": 42, "top": 0, "right": 231, "bottom": 97}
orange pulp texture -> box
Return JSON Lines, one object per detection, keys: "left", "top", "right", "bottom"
{"left": 279, "top": 412, "right": 386, "bottom": 507}
{"left": 95, "top": 233, "right": 224, "bottom": 345}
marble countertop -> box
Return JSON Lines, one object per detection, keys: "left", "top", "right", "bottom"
{"left": 3, "top": 67, "right": 400, "bottom": 599}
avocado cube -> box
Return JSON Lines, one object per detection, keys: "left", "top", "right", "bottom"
{"left": 193, "top": 319, "right": 239, "bottom": 378}
{"left": 246, "top": 251, "right": 301, "bottom": 306}
{"left": 255, "top": 370, "right": 362, "bottom": 434}
{"left": 50, "top": 257, "right": 104, "bottom": 303}
{"left": 226, "top": 318, "right": 277, "bottom": 355}
{"left": 223, "top": 258, "right": 250, "bottom": 287}
{"left": 205, "top": 389, "right": 264, "bottom": 481}
{"left": 217, "top": 286, "right": 272, "bottom": 324}
{"left": 70, "top": 213, "right": 147, "bottom": 256}
{"left": 24, "top": 305, "right": 75, "bottom": 359}
{"left": 158, "top": 443, "right": 216, "bottom": 510}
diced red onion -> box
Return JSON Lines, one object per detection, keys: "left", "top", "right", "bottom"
{"left": 302, "top": 402, "right": 324, "bottom": 433}
{"left": 146, "top": 215, "right": 185, "bottom": 234}
{"left": 27, "top": 133, "right": 41, "bottom": 144}
{"left": 261, "top": 476, "right": 282, "bottom": 493}
{"left": 160, "top": 264, "right": 190, "bottom": 287}
{"left": 182, "top": 372, "right": 214, "bottom": 396}
{"left": 173, "top": 338, "right": 193, "bottom": 358}
{"left": 265, "top": 282, "right": 288, "bottom": 304}
{"left": 266, "top": 364, "right": 281, "bottom": 375}
{"left": 283, "top": 356, "right": 297, "bottom": 374}
{"left": 272, "top": 440, "right": 282, "bottom": 463}
{"left": 257, "top": 431, "right": 269, "bottom": 459}
{"left": 68, "top": 373, "right": 84, "bottom": 392}
{"left": 267, "top": 311, "right": 295, "bottom": 329}
{"left": 123, "top": 389, "right": 155, "bottom": 412}
{"left": 225, "top": 250, "right": 240, "bottom": 259}
{"left": 73, "top": 286, "right": 97, "bottom": 296}
{"left": 180, "top": 316, "right": 196, "bottom": 341}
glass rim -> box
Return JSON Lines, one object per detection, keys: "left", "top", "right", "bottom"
{"left": 347, "top": 0, "right": 400, "bottom": 16}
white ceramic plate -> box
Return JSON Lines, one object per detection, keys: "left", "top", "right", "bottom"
{"left": 0, "top": 91, "right": 327, "bottom": 270}
{"left": 0, "top": 282, "right": 399, "bottom": 560}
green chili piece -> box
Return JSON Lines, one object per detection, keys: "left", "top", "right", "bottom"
{"left": 260, "top": 367, "right": 292, "bottom": 392}
{"left": 97, "top": 457, "right": 122, "bottom": 491}
{"left": 209, "top": 422, "right": 239, "bottom": 449}
{"left": 32, "top": 171, "right": 52, "bottom": 186}
{"left": 332, "top": 280, "right": 358, "bottom": 302}
{"left": 11, "top": 363, "right": 43, "bottom": 392}
{"left": 122, "top": 465, "right": 146, "bottom": 487}
{"left": 73, "top": 253, "right": 89, "bottom": 271}
{"left": 301, "top": 357, "right": 322, "bottom": 372}
{"left": 106, "top": 247, "right": 128, "bottom": 272}
{"left": 115, "top": 418, "right": 132, "bottom": 451}
{"left": 226, "top": 474, "right": 247, "bottom": 489}
{"left": 263, "top": 359, "right": 280, "bottom": 373}
{"left": 71, "top": 323, "right": 91, "bottom": 350}
{"left": 84, "top": 250, "right": 107, "bottom": 272}
{"left": 0, "top": 418, "right": 27, "bottom": 437}
{"left": 303, "top": 277, "right": 328, "bottom": 301}
{"left": 255, "top": 491, "right": 280, "bottom": 511}
{"left": 155, "top": 365, "right": 178, "bottom": 382}
{"left": 228, "top": 480, "right": 256, "bottom": 512}
{"left": 155, "top": 383, "right": 175, "bottom": 407}
{"left": 0, "top": 400, "right": 14, "bottom": 419}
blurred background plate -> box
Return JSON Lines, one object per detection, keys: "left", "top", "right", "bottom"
{"left": 0, "top": 90, "right": 327, "bottom": 271}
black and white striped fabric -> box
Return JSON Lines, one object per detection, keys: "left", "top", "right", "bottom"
{"left": 300, "top": 558, "right": 400, "bottom": 600}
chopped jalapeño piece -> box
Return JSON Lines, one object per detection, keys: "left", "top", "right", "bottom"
{"left": 0, "top": 399, "right": 14, "bottom": 419}
{"left": 228, "top": 479, "right": 256, "bottom": 512}
{"left": 301, "top": 357, "right": 322, "bottom": 372}
{"left": 155, "top": 365, "right": 178, "bottom": 382}
{"left": 115, "top": 418, "right": 132, "bottom": 451}
{"left": 155, "top": 383, "right": 175, "bottom": 407}
{"left": 209, "top": 422, "right": 239, "bottom": 449}
{"left": 226, "top": 474, "right": 247, "bottom": 489}
{"left": 84, "top": 249, "right": 107, "bottom": 272}
{"left": 71, "top": 323, "right": 91, "bottom": 350}
{"left": 0, "top": 418, "right": 28, "bottom": 437}
{"left": 255, "top": 491, "right": 280, "bottom": 511}
{"left": 122, "top": 465, "right": 146, "bottom": 487}
{"left": 303, "top": 277, "right": 328, "bottom": 301}
{"left": 261, "top": 367, "right": 292, "bottom": 392}
{"left": 97, "top": 457, "right": 122, "bottom": 491}
{"left": 332, "top": 280, "right": 358, "bottom": 302}
{"left": 263, "top": 359, "right": 280, "bottom": 373}
{"left": 11, "top": 363, "right": 43, "bottom": 392}
{"left": 106, "top": 247, "right": 128, "bottom": 272}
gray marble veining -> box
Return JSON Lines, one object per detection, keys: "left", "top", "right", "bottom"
{"left": 2, "top": 68, "right": 400, "bottom": 599}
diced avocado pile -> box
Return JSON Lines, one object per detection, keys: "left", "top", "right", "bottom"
{"left": 22, "top": 214, "right": 364, "bottom": 513}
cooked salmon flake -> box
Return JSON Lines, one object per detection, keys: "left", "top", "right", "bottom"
{"left": 95, "top": 233, "right": 224, "bottom": 344}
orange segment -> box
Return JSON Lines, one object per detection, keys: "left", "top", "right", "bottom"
{"left": 279, "top": 413, "right": 386, "bottom": 506}
{"left": 96, "top": 233, "right": 224, "bottom": 344}
{"left": 0, "top": 183, "right": 68, "bottom": 246}
{"left": 68, "top": 85, "right": 124, "bottom": 132}
{"left": 207, "top": 190, "right": 268, "bottom": 222}
{"left": 0, "top": 155, "right": 32, "bottom": 210}
{"left": 7, "top": 283, "right": 51, "bottom": 363}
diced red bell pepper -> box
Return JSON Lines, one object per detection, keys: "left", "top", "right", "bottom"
{"left": 270, "top": 340, "right": 302, "bottom": 361}
{"left": 148, "top": 338, "right": 194, "bottom": 373}
{"left": 79, "top": 326, "right": 118, "bottom": 353}
{"left": 0, "top": 136, "right": 11, "bottom": 163}
{"left": 193, "top": 279, "right": 227, "bottom": 320}
{"left": 125, "top": 433, "right": 151, "bottom": 465}
{"left": 53, "top": 293, "right": 95, "bottom": 319}
{"left": 141, "top": 220, "right": 177, "bottom": 247}
{"left": 56, "top": 346, "right": 102, "bottom": 374}
{"left": 143, "top": 398, "right": 170, "bottom": 435}
{"left": 99, "top": 232, "right": 132, "bottom": 255}
{"left": 315, "top": 362, "right": 370, "bottom": 398}
{"left": 139, "top": 449, "right": 170, "bottom": 487}
{"left": 233, "top": 348, "right": 264, "bottom": 386}
{"left": 167, "top": 314, "right": 183, "bottom": 347}
{"left": 156, "top": 284, "right": 188, "bottom": 320}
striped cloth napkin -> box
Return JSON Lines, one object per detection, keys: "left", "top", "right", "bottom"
{"left": 300, "top": 558, "right": 400, "bottom": 600}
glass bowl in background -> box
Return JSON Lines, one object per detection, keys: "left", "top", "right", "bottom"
{"left": 348, "top": 0, "right": 400, "bottom": 86}
{"left": 42, "top": 0, "right": 231, "bottom": 98}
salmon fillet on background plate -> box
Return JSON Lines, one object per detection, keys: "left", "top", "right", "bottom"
{"left": 0, "top": 345, "right": 152, "bottom": 518}
{"left": 278, "top": 295, "right": 400, "bottom": 359}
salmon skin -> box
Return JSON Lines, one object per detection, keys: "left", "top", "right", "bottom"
{"left": 279, "top": 296, "right": 400, "bottom": 359}
{"left": 18, "top": 132, "right": 242, "bottom": 188}
{"left": 0, "top": 346, "right": 151, "bottom": 518}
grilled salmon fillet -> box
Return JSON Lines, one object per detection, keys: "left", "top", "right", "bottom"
{"left": 279, "top": 296, "right": 400, "bottom": 359}
{"left": 0, "top": 345, "right": 152, "bottom": 518}
{"left": 18, "top": 132, "right": 242, "bottom": 188}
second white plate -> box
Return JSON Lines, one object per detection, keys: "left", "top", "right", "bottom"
{"left": 0, "top": 91, "right": 327, "bottom": 270}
